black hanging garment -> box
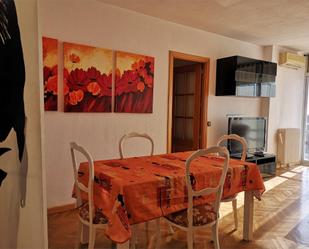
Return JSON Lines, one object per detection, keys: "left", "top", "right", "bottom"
{"left": 0, "top": 0, "right": 26, "bottom": 185}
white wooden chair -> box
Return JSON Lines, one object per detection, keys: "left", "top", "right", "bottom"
{"left": 119, "top": 132, "right": 155, "bottom": 249}
{"left": 70, "top": 142, "right": 109, "bottom": 249}
{"left": 157, "top": 146, "right": 230, "bottom": 249}
{"left": 217, "top": 134, "right": 247, "bottom": 230}
{"left": 119, "top": 132, "right": 154, "bottom": 159}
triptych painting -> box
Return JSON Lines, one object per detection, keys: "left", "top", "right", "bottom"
{"left": 115, "top": 52, "right": 154, "bottom": 113}
{"left": 43, "top": 37, "right": 58, "bottom": 111}
{"left": 63, "top": 42, "right": 113, "bottom": 112}
{"left": 42, "top": 37, "right": 154, "bottom": 113}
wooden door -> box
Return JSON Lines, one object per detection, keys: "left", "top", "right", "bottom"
{"left": 172, "top": 64, "right": 203, "bottom": 152}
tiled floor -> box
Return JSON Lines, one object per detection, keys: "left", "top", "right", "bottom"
{"left": 48, "top": 165, "right": 309, "bottom": 249}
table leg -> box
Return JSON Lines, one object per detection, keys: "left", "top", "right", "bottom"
{"left": 243, "top": 190, "right": 254, "bottom": 241}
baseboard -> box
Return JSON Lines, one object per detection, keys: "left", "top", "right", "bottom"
{"left": 277, "top": 161, "right": 302, "bottom": 168}
{"left": 48, "top": 203, "right": 75, "bottom": 215}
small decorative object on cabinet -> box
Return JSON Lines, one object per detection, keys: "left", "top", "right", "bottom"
{"left": 216, "top": 56, "right": 277, "bottom": 97}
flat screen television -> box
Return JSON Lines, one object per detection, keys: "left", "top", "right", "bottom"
{"left": 227, "top": 116, "right": 267, "bottom": 156}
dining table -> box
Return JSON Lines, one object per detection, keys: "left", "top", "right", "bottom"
{"left": 75, "top": 151, "right": 265, "bottom": 248}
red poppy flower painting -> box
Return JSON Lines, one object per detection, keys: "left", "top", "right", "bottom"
{"left": 43, "top": 37, "right": 58, "bottom": 111}
{"left": 63, "top": 42, "right": 112, "bottom": 112}
{"left": 115, "top": 51, "right": 154, "bottom": 113}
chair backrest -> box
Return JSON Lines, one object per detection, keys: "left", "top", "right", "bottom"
{"left": 119, "top": 132, "right": 154, "bottom": 159}
{"left": 217, "top": 134, "right": 247, "bottom": 161}
{"left": 185, "top": 146, "right": 229, "bottom": 227}
{"left": 70, "top": 142, "right": 94, "bottom": 221}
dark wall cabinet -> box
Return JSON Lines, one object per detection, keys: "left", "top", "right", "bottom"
{"left": 216, "top": 56, "right": 277, "bottom": 97}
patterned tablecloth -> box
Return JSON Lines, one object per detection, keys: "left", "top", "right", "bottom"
{"left": 76, "top": 151, "right": 265, "bottom": 243}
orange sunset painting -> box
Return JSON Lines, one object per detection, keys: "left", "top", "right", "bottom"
{"left": 63, "top": 42, "right": 112, "bottom": 112}
{"left": 43, "top": 37, "right": 58, "bottom": 111}
{"left": 115, "top": 51, "right": 154, "bottom": 113}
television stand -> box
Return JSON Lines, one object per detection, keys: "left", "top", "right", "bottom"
{"left": 230, "top": 152, "right": 254, "bottom": 159}
{"left": 232, "top": 153, "right": 276, "bottom": 178}
{"left": 253, "top": 151, "right": 265, "bottom": 157}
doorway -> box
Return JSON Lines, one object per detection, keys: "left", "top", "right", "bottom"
{"left": 167, "top": 51, "right": 210, "bottom": 153}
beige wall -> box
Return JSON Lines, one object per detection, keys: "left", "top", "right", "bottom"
{"left": 0, "top": 0, "right": 47, "bottom": 248}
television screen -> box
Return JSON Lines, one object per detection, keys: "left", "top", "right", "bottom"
{"left": 228, "top": 117, "right": 267, "bottom": 155}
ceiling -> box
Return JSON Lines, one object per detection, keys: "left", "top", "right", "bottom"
{"left": 97, "top": 0, "right": 309, "bottom": 53}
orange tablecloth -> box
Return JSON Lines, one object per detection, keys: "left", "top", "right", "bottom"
{"left": 76, "top": 151, "right": 265, "bottom": 243}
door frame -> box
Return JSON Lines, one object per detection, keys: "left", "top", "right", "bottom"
{"left": 167, "top": 51, "right": 210, "bottom": 153}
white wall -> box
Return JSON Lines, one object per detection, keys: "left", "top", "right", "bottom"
{"left": 0, "top": 0, "right": 47, "bottom": 248}
{"left": 265, "top": 46, "right": 305, "bottom": 154}
{"left": 41, "top": 0, "right": 269, "bottom": 207}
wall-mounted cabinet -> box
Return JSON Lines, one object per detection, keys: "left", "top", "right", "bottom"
{"left": 216, "top": 56, "right": 277, "bottom": 97}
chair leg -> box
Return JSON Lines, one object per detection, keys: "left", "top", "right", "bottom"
{"left": 168, "top": 223, "right": 175, "bottom": 234}
{"left": 232, "top": 198, "right": 238, "bottom": 230}
{"left": 145, "top": 221, "right": 149, "bottom": 242}
{"left": 187, "top": 229, "right": 194, "bottom": 249}
{"left": 155, "top": 219, "right": 161, "bottom": 249}
{"left": 145, "top": 221, "right": 149, "bottom": 231}
{"left": 211, "top": 227, "right": 215, "bottom": 243}
{"left": 75, "top": 221, "right": 82, "bottom": 249}
{"left": 81, "top": 224, "right": 90, "bottom": 244}
{"left": 130, "top": 225, "right": 137, "bottom": 249}
{"left": 88, "top": 227, "right": 95, "bottom": 249}
{"left": 211, "top": 222, "right": 220, "bottom": 249}
{"left": 111, "top": 242, "right": 117, "bottom": 249}
{"left": 117, "top": 241, "right": 130, "bottom": 249}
